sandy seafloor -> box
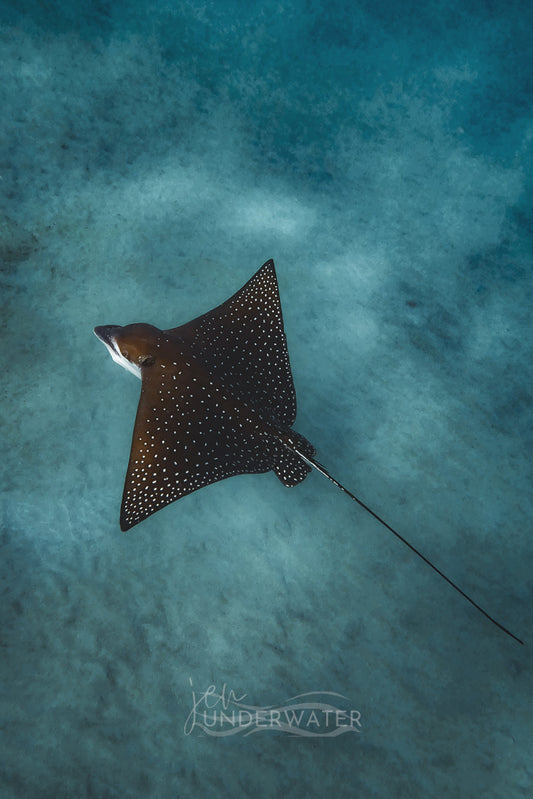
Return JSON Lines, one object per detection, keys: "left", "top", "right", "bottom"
{"left": 1, "top": 1, "right": 532, "bottom": 797}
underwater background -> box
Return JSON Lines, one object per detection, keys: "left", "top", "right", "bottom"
{"left": 1, "top": 0, "right": 532, "bottom": 796}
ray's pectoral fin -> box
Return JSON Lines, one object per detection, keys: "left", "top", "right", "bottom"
{"left": 119, "top": 357, "right": 286, "bottom": 531}
{"left": 166, "top": 259, "right": 297, "bottom": 426}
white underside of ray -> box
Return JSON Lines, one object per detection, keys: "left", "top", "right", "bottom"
{"left": 94, "top": 331, "right": 141, "bottom": 379}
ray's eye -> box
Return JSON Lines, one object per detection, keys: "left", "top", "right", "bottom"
{"left": 139, "top": 355, "right": 155, "bottom": 367}
{"left": 120, "top": 349, "right": 129, "bottom": 358}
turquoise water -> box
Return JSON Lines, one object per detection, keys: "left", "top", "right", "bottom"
{"left": 1, "top": 1, "right": 532, "bottom": 796}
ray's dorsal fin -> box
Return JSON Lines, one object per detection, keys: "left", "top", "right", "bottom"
{"left": 166, "top": 260, "right": 297, "bottom": 427}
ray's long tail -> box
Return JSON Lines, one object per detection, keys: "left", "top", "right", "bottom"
{"left": 291, "top": 446, "right": 524, "bottom": 646}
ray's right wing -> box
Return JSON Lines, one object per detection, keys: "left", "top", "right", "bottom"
{"left": 165, "top": 260, "right": 298, "bottom": 427}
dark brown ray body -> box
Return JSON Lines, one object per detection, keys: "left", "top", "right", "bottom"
{"left": 96, "top": 260, "right": 314, "bottom": 531}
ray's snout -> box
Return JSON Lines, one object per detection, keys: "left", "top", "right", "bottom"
{"left": 94, "top": 325, "right": 122, "bottom": 345}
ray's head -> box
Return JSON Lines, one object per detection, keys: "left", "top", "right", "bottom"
{"left": 94, "top": 323, "right": 161, "bottom": 379}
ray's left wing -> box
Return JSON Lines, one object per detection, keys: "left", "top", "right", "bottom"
{"left": 120, "top": 358, "right": 277, "bottom": 530}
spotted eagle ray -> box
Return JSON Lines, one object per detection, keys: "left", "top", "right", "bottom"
{"left": 94, "top": 259, "right": 522, "bottom": 644}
